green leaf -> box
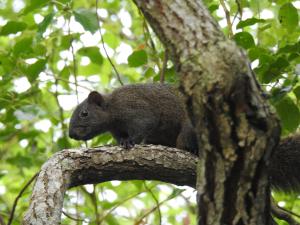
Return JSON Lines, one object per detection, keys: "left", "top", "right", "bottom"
{"left": 38, "top": 12, "right": 55, "bottom": 35}
{"left": 78, "top": 63, "right": 101, "bottom": 76}
{"left": 258, "top": 23, "right": 272, "bottom": 32}
{"left": 233, "top": 32, "right": 255, "bottom": 49}
{"left": 33, "top": 44, "right": 47, "bottom": 56}
{"left": 274, "top": 96, "right": 300, "bottom": 132}
{"left": 77, "top": 46, "right": 103, "bottom": 65}
{"left": 24, "top": 59, "right": 47, "bottom": 82}
{"left": 103, "top": 32, "right": 120, "bottom": 49}
{"left": 60, "top": 66, "right": 71, "bottom": 79}
{"left": 18, "top": 130, "right": 40, "bottom": 140}
{"left": 23, "top": 0, "right": 50, "bottom": 14}
{"left": 0, "top": 54, "right": 13, "bottom": 73}
{"left": 74, "top": 9, "right": 98, "bottom": 34}
{"left": 127, "top": 50, "right": 148, "bottom": 67}
{"left": 105, "top": 214, "right": 120, "bottom": 225}
{"left": 0, "top": 171, "right": 7, "bottom": 179}
{"left": 57, "top": 137, "right": 71, "bottom": 149}
{"left": 208, "top": 4, "right": 219, "bottom": 13}
{"left": 56, "top": 0, "right": 71, "bottom": 3}
{"left": 0, "top": 21, "right": 27, "bottom": 36}
{"left": 278, "top": 3, "right": 299, "bottom": 31}
{"left": 143, "top": 67, "right": 156, "bottom": 79}
{"left": 59, "top": 33, "right": 80, "bottom": 50}
{"left": 13, "top": 37, "right": 33, "bottom": 56}
{"left": 60, "top": 35, "right": 73, "bottom": 50}
{"left": 293, "top": 86, "right": 300, "bottom": 100}
{"left": 248, "top": 47, "right": 269, "bottom": 61}
{"left": 168, "top": 188, "right": 184, "bottom": 200}
{"left": 165, "top": 67, "right": 176, "bottom": 80}
{"left": 7, "top": 154, "right": 33, "bottom": 168}
{"left": 278, "top": 42, "right": 300, "bottom": 54}
{"left": 260, "top": 57, "right": 289, "bottom": 83}
{"left": 236, "top": 18, "right": 266, "bottom": 29}
{"left": 132, "top": 180, "right": 144, "bottom": 191}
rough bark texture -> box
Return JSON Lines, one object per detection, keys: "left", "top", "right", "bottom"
{"left": 132, "top": 0, "right": 280, "bottom": 225}
{"left": 22, "top": 145, "right": 196, "bottom": 225}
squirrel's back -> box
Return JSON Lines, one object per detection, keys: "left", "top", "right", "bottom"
{"left": 106, "top": 84, "right": 196, "bottom": 150}
{"left": 107, "top": 84, "right": 186, "bottom": 123}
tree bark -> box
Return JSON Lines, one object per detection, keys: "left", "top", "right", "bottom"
{"left": 132, "top": 0, "right": 280, "bottom": 224}
{"left": 22, "top": 145, "right": 197, "bottom": 225}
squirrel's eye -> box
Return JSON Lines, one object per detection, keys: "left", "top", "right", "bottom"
{"left": 80, "top": 110, "right": 88, "bottom": 118}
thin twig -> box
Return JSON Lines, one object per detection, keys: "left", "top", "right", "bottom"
{"left": 98, "top": 185, "right": 156, "bottom": 223}
{"left": 0, "top": 214, "right": 5, "bottom": 225}
{"left": 92, "top": 185, "right": 100, "bottom": 225}
{"left": 70, "top": 42, "right": 80, "bottom": 104}
{"left": 219, "top": 0, "right": 233, "bottom": 37}
{"left": 232, "top": 11, "right": 239, "bottom": 25}
{"left": 51, "top": 0, "right": 66, "bottom": 8}
{"left": 179, "top": 192, "right": 196, "bottom": 214}
{"left": 75, "top": 189, "right": 80, "bottom": 225}
{"left": 160, "top": 51, "right": 168, "bottom": 84}
{"left": 143, "top": 18, "right": 162, "bottom": 76}
{"left": 7, "top": 172, "right": 39, "bottom": 225}
{"left": 79, "top": 186, "right": 101, "bottom": 224}
{"left": 95, "top": 0, "right": 123, "bottom": 85}
{"left": 43, "top": 72, "right": 93, "bottom": 91}
{"left": 235, "top": 0, "right": 243, "bottom": 20}
{"left": 134, "top": 196, "right": 168, "bottom": 225}
{"left": 68, "top": 18, "right": 80, "bottom": 104}
{"left": 143, "top": 182, "right": 162, "bottom": 225}
{"left": 134, "top": 189, "right": 182, "bottom": 225}
{"left": 143, "top": 19, "right": 156, "bottom": 52}
{"left": 54, "top": 78, "right": 68, "bottom": 142}
{"left": 62, "top": 210, "right": 86, "bottom": 222}
{"left": 277, "top": 204, "right": 300, "bottom": 219}
{"left": 271, "top": 198, "right": 300, "bottom": 225}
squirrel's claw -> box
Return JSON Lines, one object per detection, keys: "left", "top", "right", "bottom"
{"left": 120, "top": 138, "right": 135, "bottom": 149}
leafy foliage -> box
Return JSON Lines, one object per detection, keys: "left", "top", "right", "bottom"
{"left": 0, "top": 0, "right": 299, "bottom": 224}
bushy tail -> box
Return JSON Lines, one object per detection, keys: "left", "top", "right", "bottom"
{"left": 269, "top": 134, "right": 300, "bottom": 192}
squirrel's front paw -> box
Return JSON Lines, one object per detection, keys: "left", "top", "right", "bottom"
{"left": 120, "top": 138, "right": 135, "bottom": 149}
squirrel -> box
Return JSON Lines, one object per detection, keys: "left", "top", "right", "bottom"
{"left": 69, "top": 83, "right": 198, "bottom": 154}
{"left": 69, "top": 83, "right": 300, "bottom": 193}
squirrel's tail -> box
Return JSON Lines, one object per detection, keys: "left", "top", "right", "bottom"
{"left": 269, "top": 134, "right": 300, "bottom": 192}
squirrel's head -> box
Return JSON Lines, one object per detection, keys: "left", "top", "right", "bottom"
{"left": 69, "top": 91, "right": 110, "bottom": 141}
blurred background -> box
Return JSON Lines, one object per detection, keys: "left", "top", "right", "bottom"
{"left": 0, "top": 0, "right": 299, "bottom": 224}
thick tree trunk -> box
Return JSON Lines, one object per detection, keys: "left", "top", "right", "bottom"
{"left": 132, "top": 0, "right": 280, "bottom": 224}
{"left": 22, "top": 145, "right": 196, "bottom": 225}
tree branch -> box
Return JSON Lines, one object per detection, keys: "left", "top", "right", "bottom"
{"left": 22, "top": 145, "right": 197, "bottom": 225}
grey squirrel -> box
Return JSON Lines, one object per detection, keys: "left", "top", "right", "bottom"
{"left": 69, "top": 84, "right": 198, "bottom": 154}
{"left": 69, "top": 83, "right": 300, "bottom": 192}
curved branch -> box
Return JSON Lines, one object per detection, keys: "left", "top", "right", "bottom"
{"left": 22, "top": 145, "right": 197, "bottom": 225}
{"left": 21, "top": 134, "right": 300, "bottom": 225}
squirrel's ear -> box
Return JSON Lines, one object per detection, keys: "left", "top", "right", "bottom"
{"left": 88, "top": 91, "right": 104, "bottom": 106}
